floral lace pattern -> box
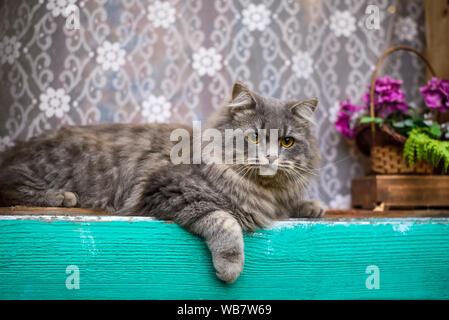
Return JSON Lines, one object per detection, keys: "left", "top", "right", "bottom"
{"left": 147, "top": 1, "right": 176, "bottom": 29}
{"left": 39, "top": 88, "right": 71, "bottom": 119}
{"left": 329, "top": 10, "right": 357, "bottom": 37}
{"left": 141, "top": 95, "right": 172, "bottom": 123}
{"left": 0, "top": 0, "right": 426, "bottom": 207}
{"left": 242, "top": 4, "right": 271, "bottom": 32}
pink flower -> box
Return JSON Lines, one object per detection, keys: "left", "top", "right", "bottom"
{"left": 420, "top": 77, "right": 449, "bottom": 112}
{"left": 335, "top": 76, "right": 409, "bottom": 139}
{"left": 362, "top": 76, "right": 408, "bottom": 118}
{"left": 440, "top": 80, "right": 449, "bottom": 97}
{"left": 335, "top": 100, "right": 365, "bottom": 139}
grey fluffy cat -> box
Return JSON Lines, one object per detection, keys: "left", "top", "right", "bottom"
{"left": 0, "top": 82, "right": 324, "bottom": 283}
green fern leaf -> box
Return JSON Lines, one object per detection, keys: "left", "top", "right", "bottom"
{"left": 403, "top": 128, "right": 449, "bottom": 173}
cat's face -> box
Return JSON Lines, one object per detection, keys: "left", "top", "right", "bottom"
{"left": 205, "top": 82, "right": 320, "bottom": 189}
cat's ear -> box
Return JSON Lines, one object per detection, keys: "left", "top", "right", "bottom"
{"left": 227, "top": 82, "right": 256, "bottom": 110}
{"left": 290, "top": 98, "right": 319, "bottom": 124}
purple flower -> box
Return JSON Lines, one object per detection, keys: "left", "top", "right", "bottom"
{"left": 362, "top": 76, "right": 408, "bottom": 118}
{"left": 335, "top": 100, "right": 365, "bottom": 139}
{"left": 335, "top": 76, "right": 410, "bottom": 139}
{"left": 440, "top": 79, "right": 449, "bottom": 97}
{"left": 420, "top": 77, "right": 449, "bottom": 112}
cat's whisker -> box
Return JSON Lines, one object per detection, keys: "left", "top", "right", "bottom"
{"left": 232, "top": 164, "right": 254, "bottom": 187}
{"left": 313, "top": 155, "right": 353, "bottom": 170}
{"left": 286, "top": 169, "right": 310, "bottom": 190}
{"left": 293, "top": 166, "right": 318, "bottom": 176}
{"left": 282, "top": 168, "right": 299, "bottom": 187}
{"left": 290, "top": 163, "right": 319, "bottom": 175}
{"left": 276, "top": 161, "right": 318, "bottom": 178}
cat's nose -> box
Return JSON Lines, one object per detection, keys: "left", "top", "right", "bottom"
{"left": 266, "top": 154, "right": 278, "bottom": 163}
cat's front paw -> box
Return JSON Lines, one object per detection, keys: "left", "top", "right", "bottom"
{"left": 62, "top": 191, "right": 78, "bottom": 207}
{"left": 294, "top": 200, "right": 326, "bottom": 218}
{"left": 212, "top": 251, "right": 244, "bottom": 284}
{"left": 43, "top": 190, "right": 78, "bottom": 207}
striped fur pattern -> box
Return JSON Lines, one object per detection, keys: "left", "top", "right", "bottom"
{"left": 0, "top": 82, "right": 324, "bottom": 283}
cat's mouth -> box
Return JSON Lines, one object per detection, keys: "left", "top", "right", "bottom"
{"left": 234, "top": 159, "right": 280, "bottom": 177}
{"left": 231, "top": 162, "right": 304, "bottom": 189}
{"left": 258, "top": 163, "right": 278, "bottom": 176}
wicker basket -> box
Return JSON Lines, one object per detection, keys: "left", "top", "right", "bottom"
{"left": 363, "top": 46, "right": 438, "bottom": 174}
{"left": 371, "top": 145, "right": 434, "bottom": 174}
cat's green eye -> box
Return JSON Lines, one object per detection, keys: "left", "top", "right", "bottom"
{"left": 281, "top": 137, "right": 294, "bottom": 148}
{"left": 247, "top": 132, "right": 259, "bottom": 144}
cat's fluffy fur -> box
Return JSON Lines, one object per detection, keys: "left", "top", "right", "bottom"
{"left": 0, "top": 82, "right": 324, "bottom": 283}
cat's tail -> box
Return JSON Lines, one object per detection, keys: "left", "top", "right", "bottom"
{"left": 0, "top": 163, "right": 47, "bottom": 207}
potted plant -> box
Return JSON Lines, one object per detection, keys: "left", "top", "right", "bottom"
{"left": 334, "top": 46, "right": 449, "bottom": 174}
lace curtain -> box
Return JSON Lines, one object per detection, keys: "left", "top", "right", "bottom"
{"left": 0, "top": 0, "right": 426, "bottom": 208}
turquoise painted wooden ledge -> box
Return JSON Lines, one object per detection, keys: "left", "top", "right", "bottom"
{"left": 0, "top": 215, "right": 449, "bottom": 300}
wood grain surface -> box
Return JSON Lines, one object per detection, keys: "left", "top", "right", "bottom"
{"left": 1, "top": 206, "right": 449, "bottom": 218}
{"left": 351, "top": 175, "right": 449, "bottom": 209}
{"left": 0, "top": 216, "right": 448, "bottom": 299}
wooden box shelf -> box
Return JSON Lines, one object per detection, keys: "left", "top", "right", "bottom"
{"left": 351, "top": 175, "right": 449, "bottom": 209}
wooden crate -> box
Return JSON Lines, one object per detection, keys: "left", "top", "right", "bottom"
{"left": 352, "top": 175, "right": 449, "bottom": 209}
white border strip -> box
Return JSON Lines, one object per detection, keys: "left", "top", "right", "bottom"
{"left": 0, "top": 215, "right": 448, "bottom": 225}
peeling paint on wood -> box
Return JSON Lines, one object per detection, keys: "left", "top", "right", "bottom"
{"left": 2, "top": 206, "right": 449, "bottom": 218}
{"left": 0, "top": 216, "right": 448, "bottom": 299}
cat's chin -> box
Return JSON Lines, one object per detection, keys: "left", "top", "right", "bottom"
{"left": 258, "top": 166, "right": 278, "bottom": 177}
{"left": 254, "top": 169, "right": 306, "bottom": 190}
